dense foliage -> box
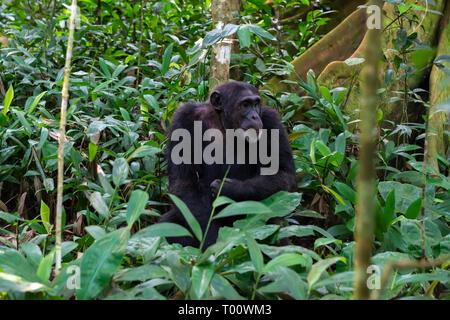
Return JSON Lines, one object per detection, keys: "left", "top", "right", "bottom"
{"left": 0, "top": 0, "right": 448, "bottom": 300}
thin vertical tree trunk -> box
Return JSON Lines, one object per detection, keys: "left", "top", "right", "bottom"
{"left": 209, "top": 0, "right": 233, "bottom": 91}
{"left": 55, "top": 0, "right": 77, "bottom": 273}
{"left": 353, "top": 0, "right": 383, "bottom": 300}
{"left": 230, "top": 0, "right": 241, "bottom": 80}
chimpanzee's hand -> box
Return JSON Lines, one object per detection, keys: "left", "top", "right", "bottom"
{"left": 210, "top": 178, "right": 236, "bottom": 198}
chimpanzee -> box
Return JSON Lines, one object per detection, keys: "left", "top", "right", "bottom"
{"left": 159, "top": 81, "right": 296, "bottom": 248}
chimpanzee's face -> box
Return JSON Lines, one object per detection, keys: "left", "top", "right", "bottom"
{"left": 232, "top": 89, "right": 263, "bottom": 133}
{"left": 210, "top": 82, "right": 263, "bottom": 138}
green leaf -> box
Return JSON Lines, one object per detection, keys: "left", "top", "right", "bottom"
{"left": 26, "top": 91, "right": 47, "bottom": 114}
{"left": 237, "top": 27, "right": 251, "bottom": 48}
{"left": 13, "top": 110, "right": 32, "bottom": 135}
{"left": 40, "top": 200, "right": 51, "bottom": 233}
{"left": 316, "top": 140, "right": 331, "bottom": 157}
{"left": 191, "top": 264, "right": 215, "bottom": 298}
{"left": 383, "top": 189, "right": 396, "bottom": 226}
{"left": 261, "top": 191, "right": 302, "bottom": 218}
{"left": 136, "top": 222, "right": 192, "bottom": 239}
{"left": 210, "top": 274, "right": 245, "bottom": 300}
{"left": 404, "top": 198, "right": 422, "bottom": 219}
{"left": 169, "top": 194, "right": 202, "bottom": 242}
{"left": 89, "top": 191, "right": 109, "bottom": 219}
{"left": 213, "top": 201, "right": 272, "bottom": 219}
{"left": 345, "top": 58, "right": 365, "bottom": 66}
{"left": 115, "top": 265, "right": 167, "bottom": 282}
{"left": 21, "top": 243, "right": 42, "bottom": 268}
{"left": 378, "top": 182, "right": 421, "bottom": 213}
{"left": 77, "top": 228, "right": 129, "bottom": 300}
{"left": 0, "top": 273, "right": 46, "bottom": 293}
{"left": 85, "top": 225, "right": 107, "bottom": 240}
{"left": 98, "top": 57, "right": 111, "bottom": 78}
{"left": 396, "top": 270, "right": 449, "bottom": 285}
{"left": 0, "top": 247, "right": 41, "bottom": 283}
{"left": 88, "top": 142, "right": 97, "bottom": 162}
{"left": 162, "top": 43, "right": 174, "bottom": 75}
{"left": 334, "top": 182, "right": 356, "bottom": 204}
{"left": 307, "top": 257, "right": 344, "bottom": 288}
{"left": 246, "top": 234, "right": 264, "bottom": 273}
{"left": 263, "top": 253, "right": 308, "bottom": 273}
{"left": 3, "top": 85, "right": 14, "bottom": 115}
{"left": 259, "top": 266, "right": 308, "bottom": 300}
{"left": 319, "top": 86, "right": 333, "bottom": 104}
{"left": 112, "top": 158, "right": 129, "bottom": 186}
{"left": 126, "top": 190, "right": 148, "bottom": 227}
{"left": 385, "top": 69, "right": 394, "bottom": 87}
{"left": 36, "top": 251, "right": 55, "bottom": 283}
{"left": 322, "top": 185, "right": 346, "bottom": 206}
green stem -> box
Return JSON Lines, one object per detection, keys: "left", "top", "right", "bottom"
{"left": 199, "top": 165, "right": 231, "bottom": 251}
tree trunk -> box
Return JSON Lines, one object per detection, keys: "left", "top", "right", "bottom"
{"left": 209, "top": 0, "right": 236, "bottom": 91}
{"left": 354, "top": 0, "right": 383, "bottom": 300}
{"left": 230, "top": 0, "right": 241, "bottom": 80}
{"left": 426, "top": 2, "right": 450, "bottom": 172}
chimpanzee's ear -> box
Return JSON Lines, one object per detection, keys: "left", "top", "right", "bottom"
{"left": 210, "top": 90, "right": 222, "bottom": 111}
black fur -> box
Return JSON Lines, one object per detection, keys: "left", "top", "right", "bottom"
{"left": 159, "top": 82, "right": 296, "bottom": 248}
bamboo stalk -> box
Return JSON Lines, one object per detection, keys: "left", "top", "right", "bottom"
{"left": 353, "top": 0, "right": 383, "bottom": 300}
{"left": 55, "top": 0, "right": 78, "bottom": 273}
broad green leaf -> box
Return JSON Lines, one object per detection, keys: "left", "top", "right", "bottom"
{"left": 85, "top": 225, "right": 107, "bottom": 240}
{"left": 99, "top": 57, "right": 111, "bottom": 78}
{"left": 21, "top": 243, "right": 42, "bottom": 269}
{"left": 0, "top": 273, "right": 46, "bottom": 293}
{"left": 88, "top": 142, "right": 97, "bottom": 162}
{"left": 0, "top": 247, "right": 40, "bottom": 283}
{"left": 237, "top": 27, "right": 251, "bottom": 48}
{"left": 316, "top": 140, "right": 331, "bottom": 157}
{"left": 77, "top": 228, "right": 129, "bottom": 300}
{"left": 40, "top": 200, "right": 51, "bottom": 233}
{"left": 191, "top": 264, "right": 215, "bottom": 298}
{"left": 322, "top": 185, "right": 346, "bottom": 206}
{"left": 162, "top": 43, "right": 174, "bottom": 75}
{"left": 115, "top": 265, "right": 167, "bottom": 282}
{"left": 314, "top": 238, "right": 342, "bottom": 249}
{"left": 89, "top": 191, "right": 109, "bottom": 219}
{"left": 334, "top": 182, "right": 356, "bottom": 204}
{"left": 396, "top": 270, "right": 449, "bottom": 285}
{"left": 246, "top": 234, "right": 264, "bottom": 273}
{"left": 307, "top": 257, "right": 344, "bottom": 288}
{"left": 278, "top": 225, "right": 315, "bottom": 240}
{"left": 378, "top": 181, "right": 421, "bottom": 214}
{"left": 213, "top": 201, "right": 272, "bottom": 219}
{"left": 263, "top": 253, "right": 308, "bottom": 273}
{"left": 404, "top": 198, "right": 422, "bottom": 219}
{"left": 212, "top": 196, "right": 235, "bottom": 208}
{"left": 345, "top": 57, "right": 365, "bottom": 66}
{"left": 261, "top": 191, "right": 302, "bottom": 218}
{"left": 136, "top": 222, "right": 192, "bottom": 239}
{"left": 169, "top": 194, "right": 202, "bottom": 242}
{"left": 259, "top": 266, "right": 308, "bottom": 300}
{"left": 36, "top": 251, "right": 55, "bottom": 283}
{"left": 3, "top": 85, "right": 13, "bottom": 115}
{"left": 26, "top": 91, "right": 47, "bottom": 114}
{"left": 112, "top": 158, "right": 129, "bottom": 186}
{"left": 383, "top": 189, "right": 396, "bottom": 226}
{"left": 126, "top": 190, "right": 148, "bottom": 226}
{"left": 210, "top": 274, "right": 245, "bottom": 300}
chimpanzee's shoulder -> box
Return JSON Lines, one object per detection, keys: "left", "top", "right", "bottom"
{"left": 261, "top": 106, "right": 282, "bottom": 128}
{"left": 171, "top": 102, "right": 211, "bottom": 125}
